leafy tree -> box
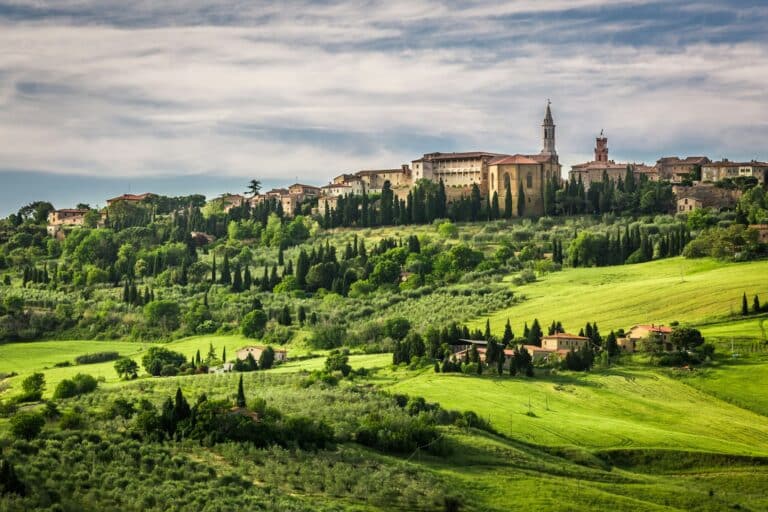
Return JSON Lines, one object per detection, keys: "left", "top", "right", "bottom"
{"left": 144, "top": 300, "right": 181, "bottom": 332}
{"left": 53, "top": 373, "right": 98, "bottom": 399}
{"left": 241, "top": 310, "right": 268, "bottom": 338}
{"left": 19, "top": 373, "right": 45, "bottom": 402}
{"left": 141, "top": 347, "right": 186, "bottom": 376}
{"left": 384, "top": 317, "right": 411, "bottom": 341}
{"left": 670, "top": 327, "right": 705, "bottom": 351}
{"left": 10, "top": 412, "right": 45, "bottom": 440}
{"left": 324, "top": 349, "right": 351, "bottom": 376}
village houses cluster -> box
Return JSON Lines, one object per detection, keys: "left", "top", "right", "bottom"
{"left": 46, "top": 101, "right": 767, "bottom": 237}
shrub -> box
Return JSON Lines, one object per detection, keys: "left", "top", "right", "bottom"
{"left": 75, "top": 352, "right": 120, "bottom": 365}
{"left": 308, "top": 324, "right": 346, "bottom": 349}
{"left": 141, "top": 347, "right": 186, "bottom": 376}
{"left": 10, "top": 412, "right": 45, "bottom": 440}
{"left": 53, "top": 374, "right": 98, "bottom": 399}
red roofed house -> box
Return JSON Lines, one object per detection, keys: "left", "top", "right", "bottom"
{"left": 106, "top": 193, "right": 155, "bottom": 206}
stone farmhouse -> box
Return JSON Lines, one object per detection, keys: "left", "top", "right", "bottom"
{"left": 106, "top": 193, "right": 156, "bottom": 207}
{"left": 656, "top": 156, "right": 710, "bottom": 183}
{"left": 236, "top": 346, "right": 288, "bottom": 363}
{"left": 47, "top": 208, "right": 90, "bottom": 236}
{"left": 617, "top": 324, "right": 673, "bottom": 353}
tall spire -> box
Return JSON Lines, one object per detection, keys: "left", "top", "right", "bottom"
{"left": 541, "top": 100, "right": 556, "bottom": 157}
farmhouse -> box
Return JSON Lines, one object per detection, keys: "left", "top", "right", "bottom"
{"left": 106, "top": 193, "right": 155, "bottom": 206}
{"left": 540, "top": 333, "right": 590, "bottom": 352}
{"left": 47, "top": 208, "right": 90, "bottom": 236}
{"left": 236, "top": 346, "right": 288, "bottom": 363}
{"left": 619, "top": 324, "right": 673, "bottom": 353}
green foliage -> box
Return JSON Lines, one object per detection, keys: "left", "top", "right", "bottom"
{"left": 114, "top": 357, "right": 139, "bottom": 380}
{"left": 144, "top": 300, "right": 181, "bottom": 331}
{"left": 75, "top": 351, "right": 120, "bottom": 365}
{"left": 141, "top": 347, "right": 186, "bottom": 376}
{"left": 53, "top": 373, "right": 98, "bottom": 399}
{"left": 9, "top": 412, "right": 45, "bottom": 440}
{"left": 241, "top": 309, "right": 268, "bottom": 339}
{"left": 324, "top": 350, "right": 351, "bottom": 376}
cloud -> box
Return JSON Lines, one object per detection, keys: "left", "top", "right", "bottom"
{"left": 0, "top": 0, "right": 766, "bottom": 192}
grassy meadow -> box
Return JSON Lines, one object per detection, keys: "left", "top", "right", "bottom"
{"left": 470, "top": 257, "right": 768, "bottom": 336}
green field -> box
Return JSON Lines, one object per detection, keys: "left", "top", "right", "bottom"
{"left": 388, "top": 365, "right": 768, "bottom": 456}
{"left": 472, "top": 257, "right": 768, "bottom": 336}
{"left": 698, "top": 315, "right": 768, "bottom": 341}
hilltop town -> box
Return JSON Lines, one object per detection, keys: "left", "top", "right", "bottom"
{"left": 44, "top": 102, "right": 768, "bottom": 238}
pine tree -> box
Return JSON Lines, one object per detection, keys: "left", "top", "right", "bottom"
{"left": 742, "top": 292, "right": 749, "bottom": 315}
{"left": 278, "top": 246, "right": 284, "bottom": 266}
{"left": 236, "top": 375, "right": 246, "bottom": 408}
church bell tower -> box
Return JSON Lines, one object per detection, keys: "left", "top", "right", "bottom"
{"left": 541, "top": 100, "right": 557, "bottom": 160}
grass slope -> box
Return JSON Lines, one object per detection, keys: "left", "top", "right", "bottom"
{"left": 471, "top": 257, "right": 768, "bottom": 336}
{"left": 388, "top": 366, "right": 768, "bottom": 456}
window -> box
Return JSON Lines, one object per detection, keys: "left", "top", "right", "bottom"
{"left": 526, "top": 173, "right": 533, "bottom": 188}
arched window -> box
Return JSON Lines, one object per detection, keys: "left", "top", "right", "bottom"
{"left": 526, "top": 173, "right": 533, "bottom": 188}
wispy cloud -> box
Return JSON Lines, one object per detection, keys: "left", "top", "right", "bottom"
{"left": 0, "top": 0, "right": 766, "bottom": 198}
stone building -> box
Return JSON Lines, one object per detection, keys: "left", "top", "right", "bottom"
{"left": 656, "top": 156, "right": 710, "bottom": 182}
{"left": 47, "top": 208, "right": 90, "bottom": 236}
{"left": 701, "top": 160, "right": 768, "bottom": 184}
{"left": 569, "top": 131, "right": 657, "bottom": 187}
{"left": 673, "top": 183, "right": 741, "bottom": 212}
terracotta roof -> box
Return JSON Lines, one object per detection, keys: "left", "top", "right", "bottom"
{"left": 570, "top": 161, "right": 630, "bottom": 171}
{"left": 489, "top": 154, "right": 540, "bottom": 165}
{"left": 658, "top": 156, "right": 709, "bottom": 165}
{"left": 107, "top": 193, "right": 154, "bottom": 203}
{"left": 289, "top": 183, "right": 321, "bottom": 190}
{"left": 633, "top": 324, "right": 673, "bottom": 334}
{"left": 413, "top": 151, "right": 507, "bottom": 162}
{"left": 542, "top": 333, "right": 590, "bottom": 340}
{"left": 55, "top": 208, "right": 89, "bottom": 214}
{"left": 355, "top": 168, "right": 408, "bottom": 176}
{"left": 705, "top": 160, "right": 768, "bottom": 168}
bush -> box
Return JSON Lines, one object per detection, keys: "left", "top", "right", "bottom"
{"left": 308, "top": 324, "right": 346, "bottom": 349}
{"left": 53, "top": 374, "right": 98, "bottom": 399}
{"left": 141, "top": 347, "right": 186, "bottom": 376}
{"left": 75, "top": 352, "right": 120, "bottom": 365}
{"left": 10, "top": 412, "right": 45, "bottom": 440}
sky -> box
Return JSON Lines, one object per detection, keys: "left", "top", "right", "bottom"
{"left": 1, "top": 0, "right": 767, "bottom": 214}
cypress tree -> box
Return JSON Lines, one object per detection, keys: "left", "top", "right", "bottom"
{"left": 220, "top": 254, "right": 231, "bottom": 285}
{"left": 231, "top": 265, "right": 243, "bottom": 292}
{"left": 211, "top": 253, "right": 217, "bottom": 283}
{"left": 243, "top": 266, "right": 252, "bottom": 289}
{"left": 484, "top": 319, "right": 492, "bottom": 340}
{"left": 278, "top": 246, "right": 284, "bottom": 266}
{"left": 503, "top": 319, "right": 514, "bottom": 344}
{"left": 504, "top": 177, "right": 513, "bottom": 219}
{"left": 742, "top": 293, "right": 749, "bottom": 316}
{"left": 517, "top": 181, "right": 526, "bottom": 217}
{"left": 222, "top": 347, "right": 227, "bottom": 363}
{"left": 527, "top": 319, "right": 542, "bottom": 346}
{"left": 754, "top": 294, "right": 762, "bottom": 314}
{"left": 491, "top": 191, "right": 500, "bottom": 220}
{"left": 122, "top": 282, "right": 130, "bottom": 303}
{"left": 236, "top": 375, "right": 246, "bottom": 408}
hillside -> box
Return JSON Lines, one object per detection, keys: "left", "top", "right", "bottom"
{"left": 470, "top": 257, "right": 768, "bottom": 336}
